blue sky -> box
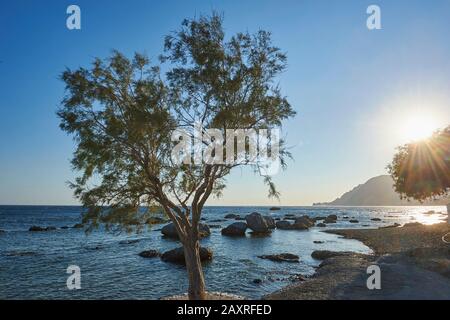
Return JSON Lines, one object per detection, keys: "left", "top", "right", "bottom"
{"left": 1, "top": 0, "right": 450, "bottom": 205}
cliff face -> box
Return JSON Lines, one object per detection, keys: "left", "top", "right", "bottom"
{"left": 315, "top": 175, "right": 450, "bottom": 206}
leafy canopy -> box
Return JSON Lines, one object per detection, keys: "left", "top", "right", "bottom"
{"left": 388, "top": 125, "right": 450, "bottom": 202}
{"left": 58, "top": 13, "right": 295, "bottom": 233}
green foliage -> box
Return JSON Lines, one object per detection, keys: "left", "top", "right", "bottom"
{"left": 388, "top": 125, "right": 450, "bottom": 202}
{"left": 58, "top": 13, "right": 295, "bottom": 233}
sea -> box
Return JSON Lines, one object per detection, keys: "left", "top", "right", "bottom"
{"left": 0, "top": 205, "right": 447, "bottom": 299}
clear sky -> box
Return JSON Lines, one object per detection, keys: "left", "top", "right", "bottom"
{"left": 1, "top": 0, "right": 449, "bottom": 205}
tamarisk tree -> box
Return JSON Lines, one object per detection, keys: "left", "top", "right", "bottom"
{"left": 58, "top": 13, "right": 295, "bottom": 299}
{"left": 388, "top": 125, "right": 450, "bottom": 213}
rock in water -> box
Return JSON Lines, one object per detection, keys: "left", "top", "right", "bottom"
{"left": 324, "top": 214, "right": 337, "bottom": 224}
{"left": 275, "top": 220, "right": 293, "bottom": 230}
{"left": 221, "top": 222, "right": 247, "bottom": 236}
{"left": 263, "top": 216, "right": 276, "bottom": 229}
{"left": 138, "top": 250, "right": 160, "bottom": 258}
{"left": 258, "top": 253, "right": 300, "bottom": 263}
{"left": 269, "top": 207, "right": 281, "bottom": 211}
{"left": 245, "top": 212, "right": 270, "bottom": 233}
{"left": 29, "top": 226, "right": 56, "bottom": 232}
{"left": 294, "top": 216, "right": 314, "bottom": 228}
{"left": 224, "top": 213, "right": 240, "bottom": 219}
{"left": 161, "top": 223, "right": 210, "bottom": 239}
{"left": 371, "top": 218, "right": 382, "bottom": 221}
{"left": 161, "top": 247, "right": 213, "bottom": 264}
{"left": 316, "top": 223, "right": 326, "bottom": 228}
{"left": 349, "top": 219, "right": 359, "bottom": 223}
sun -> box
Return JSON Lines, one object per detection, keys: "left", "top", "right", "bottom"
{"left": 399, "top": 113, "right": 439, "bottom": 142}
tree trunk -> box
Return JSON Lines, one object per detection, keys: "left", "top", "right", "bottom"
{"left": 183, "top": 237, "right": 207, "bottom": 300}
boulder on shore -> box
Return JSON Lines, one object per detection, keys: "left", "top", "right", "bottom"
{"left": 161, "top": 247, "right": 213, "bottom": 265}
{"left": 161, "top": 223, "right": 210, "bottom": 239}
{"left": 221, "top": 222, "right": 247, "bottom": 237}
{"left": 258, "top": 253, "right": 299, "bottom": 263}
{"left": 245, "top": 212, "right": 270, "bottom": 233}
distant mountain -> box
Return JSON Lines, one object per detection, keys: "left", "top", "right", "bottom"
{"left": 314, "top": 175, "right": 450, "bottom": 206}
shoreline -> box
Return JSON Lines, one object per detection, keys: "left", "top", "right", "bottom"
{"left": 265, "top": 222, "right": 450, "bottom": 300}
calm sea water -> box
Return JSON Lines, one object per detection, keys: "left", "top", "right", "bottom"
{"left": 0, "top": 205, "right": 447, "bottom": 299}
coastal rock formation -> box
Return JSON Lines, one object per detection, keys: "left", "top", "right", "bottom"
{"left": 258, "top": 253, "right": 300, "bottom": 263}
{"left": 29, "top": 226, "right": 56, "bottom": 232}
{"left": 161, "top": 223, "right": 210, "bottom": 239}
{"left": 138, "top": 250, "right": 161, "bottom": 258}
{"left": 245, "top": 212, "right": 270, "bottom": 233}
{"left": 161, "top": 247, "right": 213, "bottom": 265}
{"left": 221, "top": 222, "right": 247, "bottom": 236}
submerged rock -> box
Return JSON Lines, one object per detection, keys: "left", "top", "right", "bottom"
{"left": 316, "top": 223, "right": 326, "bottom": 228}
{"left": 119, "top": 239, "right": 140, "bottom": 245}
{"left": 161, "top": 247, "right": 213, "bottom": 265}
{"left": 245, "top": 212, "right": 270, "bottom": 233}
{"left": 221, "top": 222, "right": 247, "bottom": 236}
{"left": 258, "top": 253, "right": 300, "bottom": 263}
{"left": 145, "top": 216, "right": 167, "bottom": 225}
{"left": 224, "top": 213, "right": 240, "bottom": 219}
{"left": 311, "top": 250, "right": 354, "bottom": 260}
{"left": 29, "top": 226, "right": 56, "bottom": 232}
{"left": 138, "top": 250, "right": 160, "bottom": 258}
